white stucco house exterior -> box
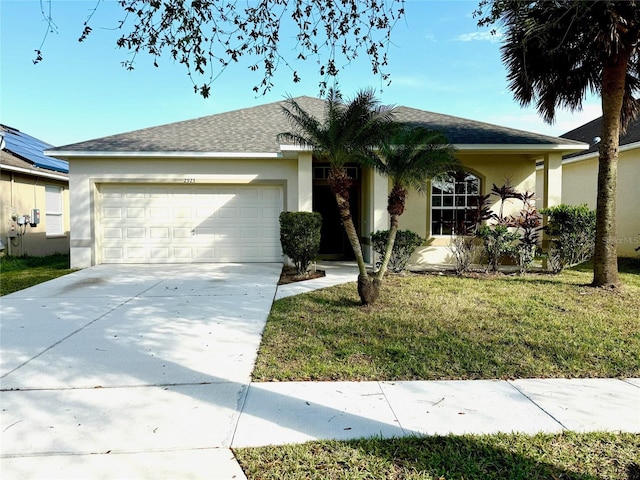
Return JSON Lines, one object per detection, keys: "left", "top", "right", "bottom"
{"left": 47, "top": 96, "right": 588, "bottom": 269}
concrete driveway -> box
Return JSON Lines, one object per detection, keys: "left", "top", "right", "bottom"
{"left": 1, "top": 263, "right": 282, "bottom": 479}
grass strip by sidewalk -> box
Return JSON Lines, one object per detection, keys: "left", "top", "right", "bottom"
{"left": 253, "top": 259, "right": 640, "bottom": 381}
{"left": 234, "top": 431, "right": 639, "bottom": 480}
{"left": 0, "top": 254, "right": 75, "bottom": 296}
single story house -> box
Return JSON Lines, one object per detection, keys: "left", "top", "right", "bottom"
{"left": 550, "top": 115, "right": 638, "bottom": 257}
{"left": 1, "top": 124, "right": 70, "bottom": 257}
{"left": 46, "top": 96, "right": 587, "bottom": 269}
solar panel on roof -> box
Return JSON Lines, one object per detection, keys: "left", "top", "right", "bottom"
{"left": 0, "top": 125, "right": 68, "bottom": 173}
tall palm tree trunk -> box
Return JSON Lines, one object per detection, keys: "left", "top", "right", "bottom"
{"left": 593, "top": 55, "right": 628, "bottom": 287}
{"left": 376, "top": 184, "right": 407, "bottom": 279}
{"left": 376, "top": 213, "right": 399, "bottom": 280}
{"left": 328, "top": 166, "right": 379, "bottom": 305}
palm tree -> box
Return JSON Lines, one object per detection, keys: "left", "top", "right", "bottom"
{"left": 478, "top": 0, "right": 640, "bottom": 287}
{"left": 279, "top": 89, "right": 396, "bottom": 305}
{"left": 366, "top": 126, "right": 458, "bottom": 279}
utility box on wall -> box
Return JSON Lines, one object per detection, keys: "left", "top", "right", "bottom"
{"left": 4, "top": 206, "right": 18, "bottom": 238}
{"left": 30, "top": 208, "right": 40, "bottom": 227}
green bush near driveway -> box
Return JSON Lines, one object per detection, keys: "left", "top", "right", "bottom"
{"left": 279, "top": 211, "right": 323, "bottom": 275}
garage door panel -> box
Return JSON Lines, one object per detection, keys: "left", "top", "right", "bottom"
{"left": 103, "top": 207, "right": 123, "bottom": 218}
{"left": 150, "top": 247, "right": 170, "bottom": 260}
{"left": 172, "top": 247, "right": 193, "bottom": 260}
{"left": 100, "top": 185, "right": 283, "bottom": 263}
{"left": 150, "top": 227, "right": 169, "bottom": 239}
{"left": 103, "top": 228, "right": 122, "bottom": 239}
{"left": 104, "top": 247, "right": 123, "bottom": 260}
{"left": 195, "top": 248, "right": 216, "bottom": 260}
{"left": 172, "top": 207, "right": 192, "bottom": 218}
{"left": 173, "top": 228, "right": 192, "bottom": 239}
{"left": 125, "top": 246, "right": 146, "bottom": 260}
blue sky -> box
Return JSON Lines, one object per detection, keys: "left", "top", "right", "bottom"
{"left": 1, "top": 0, "right": 602, "bottom": 147}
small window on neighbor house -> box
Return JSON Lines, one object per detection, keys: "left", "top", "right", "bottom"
{"left": 431, "top": 172, "right": 481, "bottom": 236}
{"left": 45, "top": 185, "right": 64, "bottom": 236}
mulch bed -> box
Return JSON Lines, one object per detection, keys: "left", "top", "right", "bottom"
{"left": 278, "top": 267, "right": 326, "bottom": 285}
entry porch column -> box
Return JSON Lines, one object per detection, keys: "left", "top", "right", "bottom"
{"left": 542, "top": 152, "right": 563, "bottom": 256}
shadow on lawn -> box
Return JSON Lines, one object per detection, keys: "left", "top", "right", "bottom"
{"left": 348, "top": 434, "right": 638, "bottom": 480}
{"left": 238, "top": 433, "right": 639, "bottom": 479}
{"left": 571, "top": 257, "right": 640, "bottom": 275}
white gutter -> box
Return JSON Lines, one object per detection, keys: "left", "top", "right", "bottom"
{"left": 0, "top": 163, "right": 69, "bottom": 181}
{"left": 47, "top": 142, "right": 589, "bottom": 159}
{"left": 45, "top": 150, "right": 283, "bottom": 159}
{"left": 279, "top": 144, "right": 313, "bottom": 151}
{"left": 453, "top": 143, "right": 588, "bottom": 152}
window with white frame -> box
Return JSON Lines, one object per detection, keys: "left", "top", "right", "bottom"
{"left": 45, "top": 185, "right": 64, "bottom": 235}
{"left": 431, "top": 172, "right": 481, "bottom": 236}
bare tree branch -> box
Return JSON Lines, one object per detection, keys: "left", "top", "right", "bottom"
{"left": 35, "top": 0, "right": 405, "bottom": 98}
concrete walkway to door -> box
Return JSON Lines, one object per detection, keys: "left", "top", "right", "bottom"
{"left": 1, "top": 263, "right": 281, "bottom": 479}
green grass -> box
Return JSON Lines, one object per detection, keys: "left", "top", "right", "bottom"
{"left": 234, "top": 432, "right": 639, "bottom": 480}
{"left": 253, "top": 258, "right": 640, "bottom": 381}
{"left": 0, "top": 254, "right": 75, "bottom": 296}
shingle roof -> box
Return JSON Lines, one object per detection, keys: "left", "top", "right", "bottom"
{"left": 395, "top": 106, "right": 581, "bottom": 145}
{"left": 561, "top": 114, "right": 640, "bottom": 159}
{"left": 49, "top": 96, "right": 585, "bottom": 155}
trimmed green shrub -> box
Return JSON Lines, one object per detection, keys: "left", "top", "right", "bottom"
{"left": 541, "top": 204, "right": 596, "bottom": 273}
{"left": 279, "top": 212, "right": 322, "bottom": 275}
{"left": 371, "top": 230, "right": 423, "bottom": 273}
{"left": 477, "top": 224, "right": 520, "bottom": 272}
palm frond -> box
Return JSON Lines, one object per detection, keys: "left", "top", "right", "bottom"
{"left": 279, "top": 88, "right": 396, "bottom": 166}
{"left": 278, "top": 96, "right": 322, "bottom": 148}
{"left": 498, "top": 0, "right": 640, "bottom": 127}
{"left": 371, "top": 125, "right": 458, "bottom": 195}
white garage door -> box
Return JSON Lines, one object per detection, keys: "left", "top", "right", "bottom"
{"left": 99, "top": 184, "right": 283, "bottom": 263}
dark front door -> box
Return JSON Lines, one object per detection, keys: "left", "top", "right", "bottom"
{"left": 312, "top": 183, "right": 360, "bottom": 260}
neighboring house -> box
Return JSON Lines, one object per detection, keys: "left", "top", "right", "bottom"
{"left": 535, "top": 115, "right": 640, "bottom": 258}
{"left": 47, "top": 97, "right": 587, "bottom": 269}
{"left": 1, "top": 125, "right": 70, "bottom": 257}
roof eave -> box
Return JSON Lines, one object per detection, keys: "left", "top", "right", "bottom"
{"left": 561, "top": 140, "right": 640, "bottom": 165}
{"left": 0, "top": 163, "right": 69, "bottom": 181}
{"left": 46, "top": 143, "right": 589, "bottom": 159}
{"left": 45, "top": 150, "right": 284, "bottom": 159}
{"left": 454, "top": 143, "right": 588, "bottom": 153}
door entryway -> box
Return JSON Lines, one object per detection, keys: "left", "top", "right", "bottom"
{"left": 312, "top": 165, "right": 360, "bottom": 260}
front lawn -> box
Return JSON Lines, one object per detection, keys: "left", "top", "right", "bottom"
{"left": 253, "top": 259, "right": 640, "bottom": 381}
{"left": 0, "top": 254, "right": 75, "bottom": 296}
{"left": 234, "top": 432, "right": 639, "bottom": 480}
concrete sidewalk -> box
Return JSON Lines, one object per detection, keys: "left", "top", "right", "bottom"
{"left": 1, "top": 262, "right": 638, "bottom": 480}
{"left": 233, "top": 378, "right": 640, "bottom": 448}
